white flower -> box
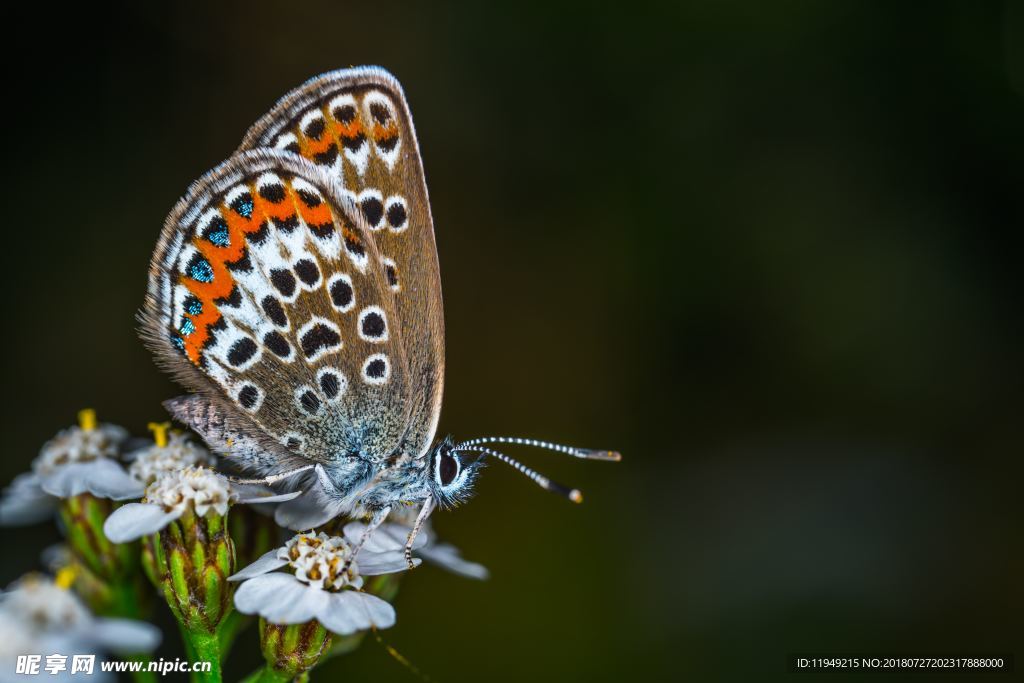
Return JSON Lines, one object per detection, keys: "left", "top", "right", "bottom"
{"left": 0, "top": 574, "right": 160, "bottom": 683}
{"left": 383, "top": 506, "right": 489, "bottom": 580}
{"left": 103, "top": 466, "right": 299, "bottom": 542}
{"left": 0, "top": 415, "right": 138, "bottom": 526}
{"left": 33, "top": 422, "right": 127, "bottom": 476}
{"left": 229, "top": 523, "right": 424, "bottom": 636}
{"left": 0, "top": 473, "right": 56, "bottom": 526}
{"left": 126, "top": 432, "right": 213, "bottom": 486}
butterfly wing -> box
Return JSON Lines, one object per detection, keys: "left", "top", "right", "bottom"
{"left": 143, "top": 149, "right": 413, "bottom": 469}
{"left": 238, "top": 67, "right": 444, "bottom": 462}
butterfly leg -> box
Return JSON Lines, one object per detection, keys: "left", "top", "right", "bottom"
{"left": 345, "top": 506, "right": 391, "bottom": 572}
{"left": 404, "top": 496, "right": 436, "bottom": 569}
{"left": 223, "top": 463, "right": 316, "bottom": 486}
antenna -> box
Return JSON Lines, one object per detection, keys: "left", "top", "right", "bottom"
{"left": 455, "top": 436, "right": 621, "bottom": 462}
{"left": 455, "top": 445, "right": 584, "bottom": 503}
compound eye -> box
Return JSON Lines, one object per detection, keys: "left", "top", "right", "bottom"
{"left": 438, "top": 451, "right": 460, "bottom": 487}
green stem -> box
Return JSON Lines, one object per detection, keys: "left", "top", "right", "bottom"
{"left": 109, "top": 577, "right": 147, "bottom": 619}
{"left": 239, "top": 666, "right": 294, "bottom": 683}
{"left": 185, "top": 629, "right": 223, "bottom": 683}
{"left": 126, "top": 655, "right": 159, "bottom": 683}
{"left": 216, "top": 609, "right": 250, "bottom": 659}
{"left": 111, "top": 581, "right": 158, "bottom": 683}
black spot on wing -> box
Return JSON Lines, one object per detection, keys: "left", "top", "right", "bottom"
{"left": 361, "top": 197, "right": 384, "bottom": 227}
{"left": 259, "top": 183, "right": 286, "bottom": 203}
{"left": 270, "top": 269, "right": 297, "bottom": 297}
{"left": 342, "top": 133, "right": 366, "bottom": 152}
{"left": 366, "top": 357, "right": 387, "bottom": 379}
{"left": 313, "top": 144, "right": 338, "bottom": 166}
{"left": 361, "top": 311, "right": 386, "bottom": 338}
{"left": 248, "top": 221, "right": 270, "bottom": 245}
{"left": 300, "top": 323, "right": 341, "bottom": 358}
{"left": 309, "top": 221, "right": 334, "bottom": 239}
{"left": 261, "top": 296, "right": 288, "bottom": 327}
{"left": 369, "top": 102, "right": 391, "bottom": 124}
{"left": 319, "top": 372, "right": 340, "bottom": 398}
{"left": 299, "top": 390, "right": 321, "bottom": 414}
{"left": 294, "top": 259, "right": 320, "bottom": 286}
{"left": 227, "top": 337, "right": 258, "bottom": 367}
{"left": 297, "top": 189, "right": 322, "bottom": 208}
{"left": 263, "top": 331, "right": 291, "bottom": 358}
{"left": 238, "top": 385, "right": 259, "bottom": 409}
{"left": 343, "top": 231, "right": 365, "bottom": 258}
{"left": 304, "top": 118, "right": 325, "bottom": 140}
{"left": 333, "top": 104, "right": 356, "bottom": 123}
{"left": 275, "top": 214, "right": 299, "bottom": 233}
{"left": 330, "top": 278, "right": 353, "bottom": 309}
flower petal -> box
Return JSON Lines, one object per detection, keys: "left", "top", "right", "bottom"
{"left": 357, "top": 555, "right": 420, "bottom": 576}
{"left": 84, "top": 459, "right": 146, "bottom": 500}
{"left": 419, "top": 542, "right": 490, "bottom": 580}
{"left": 103, "top": 503, "right": 179, "bottom": 542}
{"left": 39, "top": 460, "right": 144, "bottom": 500}
{"left": 90, "top": 618, "right": 162, "bottom": 653}
{"left": 39, "top": 462, "right": 99, "bottom": 498}
{"left": 0, "top": 473, "right": 56, "bottom": 526}
{"left": 228, "top": 550, "right": 289, "bottom": 581}
{"left": 232, "top": 484, "right": 303, "bottom": 505}
{"left": 274, "top": 492, "right": 336, "bottom": 530}
{"left": 233, "top": 573, "right": 325, "bottom": 624}
{"left": 316, "top": 591, "right": 395, "bottom": 636}
{"left": 345, "top": 521, "right": 427, "bottom": 553}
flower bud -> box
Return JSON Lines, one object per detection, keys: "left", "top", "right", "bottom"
{"left": 59, "top": 493, "right": 139, "bottom": 581}
{"left": 259, "top": 618, "right": 332, "bottom": 679}
{"left": 143, "top": 468, "right": 235, "bottom": 633}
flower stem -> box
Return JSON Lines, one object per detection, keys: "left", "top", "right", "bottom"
{"left": 239, "top": 666, "right": 294, "bottom": 683}
{"left": 127, "top": 655, "right": 159, "bottom": 683}
{"left": 185, "top": 629, "right": 223, "bottom": 683}
{"left": 216, "top": 609, "right": 250, "bottom": 659}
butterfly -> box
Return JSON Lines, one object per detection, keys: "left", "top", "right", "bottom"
{"left": 141, "top": 66, "right": 620, "bottom": 563}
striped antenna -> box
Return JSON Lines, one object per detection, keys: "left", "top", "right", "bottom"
{"left": 455, "top": 445, "right": 583, "bottom": 503}
{"left": 455, "top": 436, "right": 621, "bottom": 462}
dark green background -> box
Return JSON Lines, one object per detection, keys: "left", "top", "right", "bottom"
{"left": 2, "top": 1, "right": 1021, "bottom": 681}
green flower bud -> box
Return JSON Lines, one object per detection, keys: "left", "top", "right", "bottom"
{"left": 259, "top": 618, "right": 332, "bottom": 680}
{"left": 60, "top": 493, "right": 140, "bottom": 581}
{"left": 148, "top": 504, "right": 235, "bottom": 633}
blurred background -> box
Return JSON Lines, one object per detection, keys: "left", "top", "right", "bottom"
{"left": 1, "top": 1, "right": 1021, "bottom": 681}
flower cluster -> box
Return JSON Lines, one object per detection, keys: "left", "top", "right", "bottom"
{"left": 283, "top": 533, "right": 359, "bottom": 591}
{"left": 0, "top": 573, "right": 160, "bottom": 683}
{"left": 0, "top": 411, "right": 491, "bottom": 681}
{"left": 104, "top": 466, "right": 296, "bottom": 542}
{"left": 126, "top": 432, "right": 213, "bottom": 486}
{"left": 231, "top": 523, "right": 415, "bottom": 637}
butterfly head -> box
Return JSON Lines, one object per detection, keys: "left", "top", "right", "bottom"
{"left": 424, "top": 436, "right": 622, "bottom": 509}
{"left": 427, "top": 437, "right": 482, "bottom": 507}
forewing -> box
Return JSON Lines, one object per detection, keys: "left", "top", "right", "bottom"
{"left": 143, "top": 149, "right": 412, "bottom": 465}
{"left": 239, "top": 67, "right": 444, "bottom": 460}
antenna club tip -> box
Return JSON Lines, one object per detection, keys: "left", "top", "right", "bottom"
{"left": 569, "top": 489, "right": 584, "bottom": 504}
{"left": 578, "top": 449, "right": 622, "bottom": 462}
